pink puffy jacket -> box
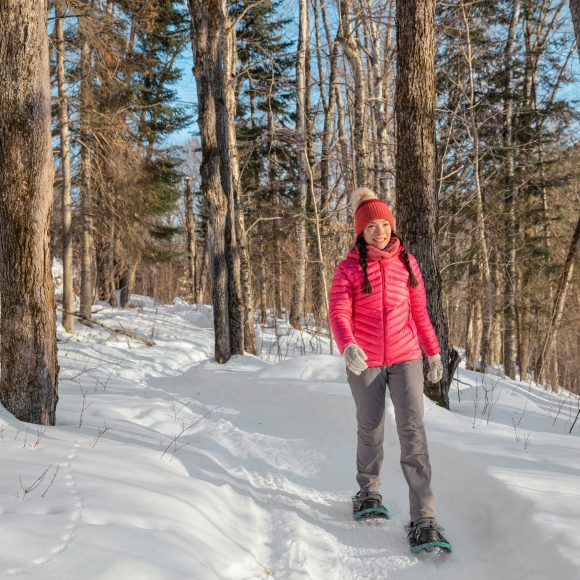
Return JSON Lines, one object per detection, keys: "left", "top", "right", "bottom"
{"left": 328, "top": 245, "right": 440, "bottom": 367}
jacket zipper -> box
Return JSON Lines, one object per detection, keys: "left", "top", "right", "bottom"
{"left": 380, "top": 259, "right": 387, "bottom": 366}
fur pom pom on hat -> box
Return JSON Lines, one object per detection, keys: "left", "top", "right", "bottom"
{"left": 351, "top": 187, "right": 395, "bottom": 237}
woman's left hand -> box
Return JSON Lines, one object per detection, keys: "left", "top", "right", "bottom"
{"left": 427, "top": 354, "right": 443, "bottom": 383}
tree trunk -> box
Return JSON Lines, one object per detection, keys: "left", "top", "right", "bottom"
{"left": 466, "top": 293, "right": 482, "bottom": 371}
{"left": 119, "top": 262, "right": 138, "bottom": 309}
{"left": 266, "top": 108, "right": 283, "bottom": 322}
{"left": 316, "top": 0, "right": 334, "bottom": 214}
{"left": 184, "top": 177, "right": 197, "bottom": 303}
{"left": 535, "top": 214, "right": 580, "bottom": 383}
{"left": 460, "top": 0, "right": 494, "bottom": 373}
{"left": 502, "top": 0, "right": 521, "bottom": 379}
{"left": 198, "top": 195, "right": 209, "bottom": 305}
{"left": 188, "top": 0, "right": 230, "bottom": 363}
{"left": 54, "top": 0, "right": 74, "bottom": 333}
{"left": 362, "top": 0, "right": 394, "bottom": 203}
{"left": 259, "top": 239, "right": 268, "bottom": 326}
{"left": 0, "top": 0, "right": 59, "bottom": 424}
{"left": 569, "top": 0, "right": 580, "bottom": 55}
{"left": 79, "top": 7, "right": 94, "bottom": 322}
{"left": 338, "top": 0, "right": 369, "bottom": 187}
{"left": 289, "top": 0, "right": 309, "bottom": 331}
{"left": 395, "top": 0, "right": 455, "bottom": 408}
{"left": 518, "top": 302, "right": 531, "bottom": 381}
{"left": 223, "top": 12, "right": 256, "bottom": 355}
{"left": 218, "top": 6, "right": 244, "bottom": 356}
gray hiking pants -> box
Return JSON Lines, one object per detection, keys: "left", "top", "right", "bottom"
{"left": 347, "top": 359, "right": 436, "bottom": 521}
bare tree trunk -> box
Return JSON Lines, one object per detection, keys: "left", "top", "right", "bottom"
{"left": 218, "top": 7, "right": 244, "bottom": 356}
{"left": 259, "top": 238, "right": 268, "bottom": 326}
{"left": 466, "top": 294, "right": 482, "bottom": 371}
{"left": 119, "top": 261, "right": 138, "bottom": 309}
{"left": 0, "top": 0, "right": 59, "bottom": 424}
{"left": 338, "top": 0, "right": 369, "bottom": 187}
{"left": 396, "top": 0, "right": 456, "bottom": 407}
{"left": 267, "top": 110, "right": 283, "bottom": 321}
{"left": 79, "top": 7, "right": 94, "bottom": 322}
{"left": 54, "top": 0, "right": 74, "bottom": 333}
{"left": 188, "top": 0, "right": 230, "bottom": 363}
{"left": 109, "top": 221, "right": 117, "bottom": 307}
{"left": 460, "top": 0, "right": 494, "bottom": 373}
{"left": 198, "top": 195, "right": 209, "bottom": 305}
{"left": 502, "top": 0, "right": 521, "bottom": 379}
{"left": 289, "top": 0, "right": 309, "bottom": 330}
{"left": 184, "top": 177, "right": 197, "bottom": 303}
{"left": 518, "top": 302, "right": 531, "bottom": 380}
{"left": 320, "top": 33, "right": 339, "bottom": 209}
{"left": 536, "top": 214, "right": 580, "bottom": 384}
{"left": 569, "top": 0, "right": 580, "bottom": 55}
{"left": 315, "top": 0, "right": 334, "bottom": 214}
{"left": 223, "top": 13, "right": 256, "bottom": 355}
{"left": 360, "top": 0, "right": 394, "bottom": 203}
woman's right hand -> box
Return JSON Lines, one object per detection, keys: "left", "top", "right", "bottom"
{"left": 343, "top": 343, "right": 368, "bottom": 375}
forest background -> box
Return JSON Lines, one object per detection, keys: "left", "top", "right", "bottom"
{"left": 1, "top": 0, "right": 579, "bottom": 427}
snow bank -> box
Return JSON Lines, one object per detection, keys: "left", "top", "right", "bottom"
{"left": 0, "top": 301, "right": 578, "bottom": 579}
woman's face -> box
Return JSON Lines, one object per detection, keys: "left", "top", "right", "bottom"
{"left": 363, "top": 220, "right": 391, "bottom": 250}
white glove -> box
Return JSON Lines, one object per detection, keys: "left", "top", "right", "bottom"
{"left": 343, "top": 343, "right": 368, "bottom": 375}
{"left": 427, "top": 353, "right": 443, "bottom": 383}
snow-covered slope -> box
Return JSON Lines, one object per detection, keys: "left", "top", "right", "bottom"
{"left": 0, "top": 300, "right": 578, "bottom": 579}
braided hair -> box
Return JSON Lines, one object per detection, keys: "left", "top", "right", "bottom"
{"left": 356, "top": 233, "right": 419, "bottom": 295}
{"left": 355, "top": 236, "right": 372, "bottom": 294}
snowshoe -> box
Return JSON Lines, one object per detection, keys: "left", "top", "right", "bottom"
{"left": 407, "top": 517, "right": 452, "bottom": 555}
{"left": 352, "top": 491, "right": 391, "bottom": 521}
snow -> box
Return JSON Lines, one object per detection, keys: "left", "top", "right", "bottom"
{"left": 0, "top": 297, "right": 579, "bottom": 579}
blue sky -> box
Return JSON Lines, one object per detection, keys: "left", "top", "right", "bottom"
{"left": 169, "top": 4, "right": 580, "bottom": 148}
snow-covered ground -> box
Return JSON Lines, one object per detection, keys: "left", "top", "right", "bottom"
{"left": 0, "top": 297, "right": 579, "bottom": 579}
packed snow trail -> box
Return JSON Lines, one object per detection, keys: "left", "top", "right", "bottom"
{"left": 0, "top": 301, "right": 578, "bottom": 579}
{"left": 147, "top": 356, "right": 578, "bottom": 580}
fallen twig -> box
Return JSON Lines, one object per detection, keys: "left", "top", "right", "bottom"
{"left": 73, "top": 313, "right": 155, "bottom": 346}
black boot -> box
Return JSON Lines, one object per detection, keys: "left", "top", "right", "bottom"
{"left": 407, "top": 517, "right": 452, "bottom": 554}
{"left": 352, "top": 491, "right": 391, "bottom": 520}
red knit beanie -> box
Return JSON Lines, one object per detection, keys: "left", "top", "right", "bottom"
{"left": 351, "top": 187, "right": 395, "bottom": 237}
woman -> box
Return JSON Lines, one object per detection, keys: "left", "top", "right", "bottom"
{"left": 328, "top": 187, "right": 451, "bottom": 554}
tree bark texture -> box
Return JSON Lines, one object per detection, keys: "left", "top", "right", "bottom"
{"left": 184, "top": 177, "right": 197, "bottom": 303}
{"left": 0, "top": 0, "right": 59, "bottom": 425}
{"left": 535, "top": 213, "right": 580, "bottom": 384}
{"left": 55, "top": 0, "right": 74, "bottom": 333}
{"left": 217, "top": 6, "right": 244, "bottom": 356}
{"left": 363, "top": 0, "right": 394, "bottom": 203}
{"left": 79, "top": 9, "right": 94, "bottom": 321}
{"left": 459, "top": 0, "right": 495, "bottom": 374}
{"left": 189, "top": 0, "right": 231, "bottom": 363}
{"left": 569, "top": 0, "right": 580, "bottom": 59}
{"left": 223, "top": 13, "right": 256, "bottom": 355}
{"left": 502, "top": 0, "right": 521, "bottom": 379}
{"left": 395, "top": 0, "right": 454, "bottom": 407}
{"left": 289, "top": 0, "right": 309, "bottom": 330}
{"left": 338, "top": 0, "right": 369, "bottom": 188}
